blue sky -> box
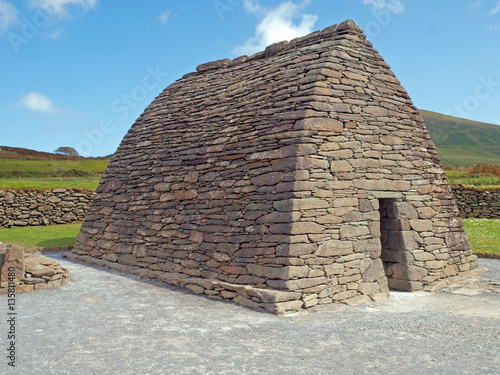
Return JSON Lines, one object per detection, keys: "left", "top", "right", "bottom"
{"left": 1, "top": 0, "right": 499, "bottom": 157}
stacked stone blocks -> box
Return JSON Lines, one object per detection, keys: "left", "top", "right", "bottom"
{"left": 450, "top": 185, "right": 500, "bottom": 219}
{"left": 73, "top": 20, "right": 479, "bottom": 314}
{"left": 0, "top": 189, "right": 94, "bottom": 228}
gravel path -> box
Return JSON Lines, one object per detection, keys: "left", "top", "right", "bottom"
{"left": 1, "top": 254, "right": 499, "bottom": 375}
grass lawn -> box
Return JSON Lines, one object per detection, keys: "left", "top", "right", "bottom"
{"left": 0, "top": 158, "right": 108, "bottom": 178}
{"left": 0, "top": 223, "right": 82, "bottom": 248}
{"left": 0, "top": 156, "right": 107, "bottom": 191}
{"left": 436, "top": 145, "right": 500, "bottom": 167}
{"left": 463, "top": 218, "right": 500, "bottom": 255}
{"left": 0, "top": 176, "right": 101, "bottom": 191}
{"left": 445, "top": 170, "right": 500, "bottom": 188}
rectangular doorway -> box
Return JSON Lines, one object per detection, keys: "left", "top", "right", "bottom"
{"left": 378, "top": 198, "right": 413, "bottom": 291}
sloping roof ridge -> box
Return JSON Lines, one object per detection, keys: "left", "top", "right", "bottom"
{"left": 186, "top": 19, "right": 363, "bottom": 78}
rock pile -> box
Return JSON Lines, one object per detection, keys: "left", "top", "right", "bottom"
{"left": 0, "top": 244, "right": 70, "bottom": 293}
{"left": 450, "top": 185, "right": 500, "bottom": 219}
{"left": 0, "top": 189, "right": 94, "bottom": 228}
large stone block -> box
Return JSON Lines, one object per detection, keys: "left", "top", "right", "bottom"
{"left": 324, "top": 263, "right": 344, "bottom": 275}
{"left": 361, "top": 258, "right": 385, "bottom": 283}
{"left": 247, "top": 264, "right": 309, "bottom": 280}
{"left": 294, "top": 118, "right": 343, "bottom": 132}
{"left": 409, "top": 219, "right": 433, "bottom": 232}
{"left": 444, "top": 231, "right": 468, "bottom": 248}
{"left": 262, "top": 300, "right": 304, "bottom": 315}
{"left": 417, "top": 207, "right": 436, "bottom": 219}
{"left": 276, "top": 243, "right": 317, "bottom": 257}
{"left": 273, "top": 198, "right": 329, "bottom": 212}
{"left": 267, "top": 277, "right": 327, "bottom": 291}
{"left": 354, "top": 179, "right": 410, "bottom": 191}
{"left": 358, "top": 282, "right": 380, "bottom": 295}
{"left": 248, "top": 288, "right": 301, "bottom": 303}
{"left": 390, "top": 264, "right": 427, "bottom": 281}
{"left": 250, "top": 172, "right": 284, "bottom": 186}
{"left": 340, "top": 225, "right": 370, "bottom": 239}
{"left": 316, "top": 240, "right": 353, "bottom": 257}
{"left": 0, "top": 244, "right": 25, "bottom": 283}
{"left": 270, "top": 222, "right": 325, "bottom": 235}
{"left": 330, "top": 160, "right": 353, "bottom": 172}
{"left": 412, "top": 251, "right": 436, "bottom": 261}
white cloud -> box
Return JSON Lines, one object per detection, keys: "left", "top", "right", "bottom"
{"left": 468, "top": 0, "right": 481, "bottom": 13}
{"left": 0, "top": 0, "right": 19, "bottom": 32}
{"left": 491, "top": 0, "right": 500, "bottom": 15}
{"left": 21, "top": 92, "right": 57, "bottom": 113}
{"left": 362, "top": 0, "right": 405, "bottom": 15}
{"left": 233, "top": 0, "right": 317, "bottom": 56}
{"left": 158, "top": 10, "right": 171, "bottom": 25}
{"left": 30, "top": 0, "right": 97, "bottom": 17}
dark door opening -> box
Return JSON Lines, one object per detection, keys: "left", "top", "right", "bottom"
{"left": 378, "top": 198, "right": 413, "bottom": 291}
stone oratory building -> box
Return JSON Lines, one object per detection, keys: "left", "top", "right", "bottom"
{"left": 73, "top": 20, "right": 480, "bottom": 314}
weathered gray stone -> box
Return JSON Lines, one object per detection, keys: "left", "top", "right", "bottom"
{"left": 358, "top": 282, "right": 380, "bottom": 295}
{"left": 340, "top": 225, "right": 370, "bottom": 239}
{"left": 276, "top": 243, "right": 317, "bottom": 257}
{"left": 294, "top": 118, "right": 343, "bottom": 132}
{"left": 262, "top": 300, "right": 304, "bottom": 314}
{"left": 409, "top": 219, "right": 433, "bottom": 232}
{"left": 354, "top": 179, "right": 410, "bottom": 191}
{"left": 273, "top": 198, "right": 329, "bottom": 211}
{"left": 316, "top": 240, "right": 353, "bottom": 257}
{"left": 247, "top": 264, "right": 309, "bottom": 280}
{"left": 248, "top": 288, "right": 301, "bottom": 303}
{"left": 0, "top": 244, "right": 25, "bottom": 283}
{"left": 361, "top": 258, "right": 385, "bottom": 283}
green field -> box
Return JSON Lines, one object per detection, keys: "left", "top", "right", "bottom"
{"left": 436, "top": 146, "right": 500, "bottom": 167}
{"left": 0, "top": 156, "right": 108, "bottom": 191}
{"left": 445, "top": 170, "right": 500, "bottom": 187}
{"left": 0, "top": 223, "right": 82, "bottom": 248}
{"left": 420, "top": 109, "right": 500, "bottom": 167}
{"left": 463, "top": 218, "right": 500, "bottom": 255}
{"left": 0, "top": 176, "right": 102, "bottom": 191}
{"left": 0, "top": 158, "right": 108, "bottom": 178}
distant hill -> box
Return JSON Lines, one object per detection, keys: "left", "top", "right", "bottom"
{"left": 0, "top": 146, "right": 108, "bottom": 161}
{"left": 419, "top": 110, "right": 500, "bottom": 167}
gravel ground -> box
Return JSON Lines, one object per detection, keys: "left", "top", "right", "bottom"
{"left": 1, "top": 254, "right": 499, "bottom": 375}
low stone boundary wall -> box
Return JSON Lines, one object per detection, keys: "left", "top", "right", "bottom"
{"left": 451, "top": 185, "right": 500, "bottom": 219}
{"left": 0, "top": 185, "right": 498, "bottom": 229}
{"left": 0, "top": 189, "right": 95, "bottom": 228}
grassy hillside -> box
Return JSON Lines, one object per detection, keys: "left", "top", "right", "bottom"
{"left": 0, "top": 146, "right": 108, "bottom": 191}
{"left": 0, "top": 158, "right": 108, "bottom": 178}
{"left": 419, "top": 110, "right": 500, "bottom": 167}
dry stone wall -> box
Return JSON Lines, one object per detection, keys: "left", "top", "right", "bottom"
{"left": 0, "top": 189, "right": 94, "bottom": 228}
{"left": 1, "top": 186, "right": 497, "bottom": 230}
{"left": 73, "top": 20, "right": 480, "bottom": 314}
{"left": 451, "top": 185, "right": 500, "bottom": 219}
